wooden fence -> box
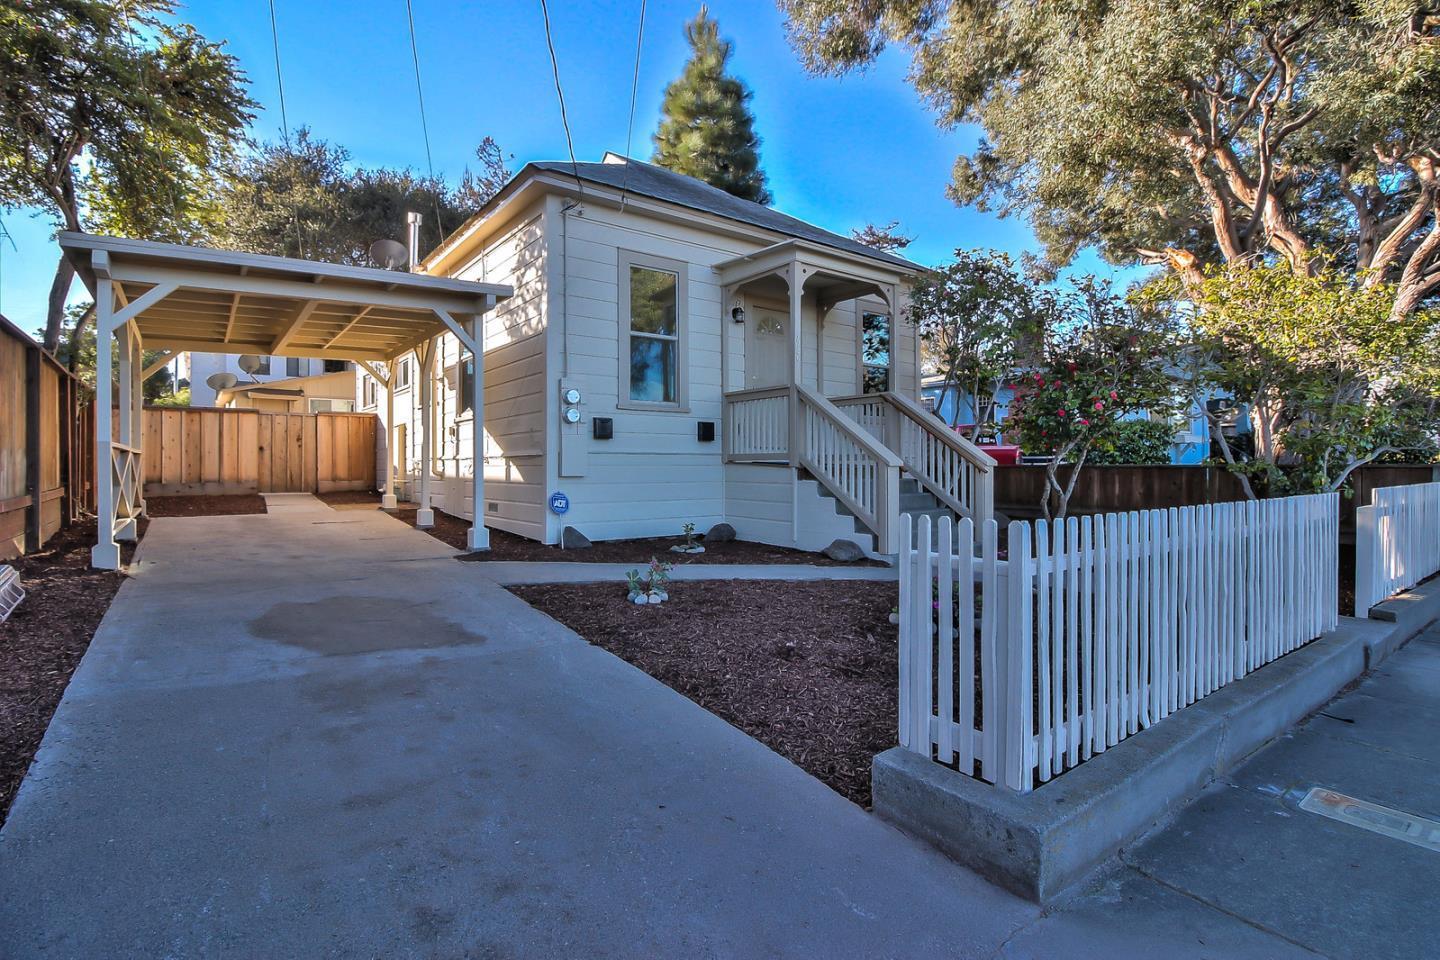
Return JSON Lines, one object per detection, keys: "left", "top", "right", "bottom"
{"left": 898, "top": 494, "right": 1339, "bottom": 793}
{"left": 1, "top": 317, "right": 91, "bottom": 560}
{"left": 994, "top": 463, "right": 1439, "bottom": 540}
{"left": 1355, "top": 482, "right": 1440, "bottom": 615}
{"left": 131, "top": 408, "right": 376, "bottom": 495}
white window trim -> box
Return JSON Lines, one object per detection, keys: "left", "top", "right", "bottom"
{"left": 617, "top": 249, "right": 689, "bottom": 412}
{"left": 394, "top": 355, "right": 413, "bottom": 393}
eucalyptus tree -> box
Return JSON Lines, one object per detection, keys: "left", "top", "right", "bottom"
{"left": 0, "top": 0, "right": 253, "bottom": 350}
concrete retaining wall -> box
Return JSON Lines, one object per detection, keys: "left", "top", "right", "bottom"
{"left": 872, "top": 580, "right": 1440, "bottom": 904}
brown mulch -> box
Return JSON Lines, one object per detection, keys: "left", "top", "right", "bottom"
{"left": 325, "top": 491, "right": 882, "bottom": 566}
{"left": 511, "top": 579, "right": 900, "bottom": 806}
{"left": 144, "top": 494, "right": 268, "bottom": 517}
{"left": 1, "top": 520, "right": 144, "bottom": 825}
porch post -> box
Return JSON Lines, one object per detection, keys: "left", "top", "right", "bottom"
{"left": 788, "top": 266, "right": 804, "bottom": 385}
{"left": 114, "top": 323, "right": 137, "bottom": 542}
{"left": 416, "top": 337, "right": 435, "bottom": 528}
{"left": 91, "top": 277, "right": 119, "bottom": 570}
{"left": 381, "top": 358, "right": 398, "bottom": 509}
{"left": 466, "top": 313, "right": 488, "bottom": 551}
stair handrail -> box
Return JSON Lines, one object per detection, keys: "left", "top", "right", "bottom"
{"left": 832, "top": 391, "right": 995, "bottom": 530}
{"left": 793, "top": 383, "right": 903, "bottom": 554}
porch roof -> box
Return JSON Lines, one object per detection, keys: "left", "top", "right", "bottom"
{"left": 60, "top": 233, "right": 513, "bottom": 363}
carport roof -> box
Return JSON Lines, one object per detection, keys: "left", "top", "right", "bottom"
{"left": 60, "top": 233, "right": 512, "bottom": 363}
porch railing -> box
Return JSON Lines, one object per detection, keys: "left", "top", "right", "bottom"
{"left": 722, "top": 384, "right": 903, "bottom": 554}
{"left": 723, "top": 385, "right": 791, "bottom": 462}
{"left": 832, "top": 391, "right": 995, "bottom": 529}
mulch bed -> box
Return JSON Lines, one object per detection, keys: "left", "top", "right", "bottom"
{"left": 144, "top": 494, "right": 268, "bottom": 517}
{"left": 1, "top": 520, "right": 144, "bottom": 825}
{"left": 511, "top": 579, "right": 900, "bottom": 806}
{"left": 319, "top": 492, "right": 881, "bottom": 566}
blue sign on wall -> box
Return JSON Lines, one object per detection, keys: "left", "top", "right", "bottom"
{"left": 548, "top": 491, "right": 570, "bottom": 515}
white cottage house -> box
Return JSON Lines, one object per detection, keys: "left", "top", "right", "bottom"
{"left": 362, "top": 155, "right": 995, "bottom": 555}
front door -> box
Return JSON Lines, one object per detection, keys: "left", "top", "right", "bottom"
{"left": 746, "top": 306, "right": 789, "bottom": 388}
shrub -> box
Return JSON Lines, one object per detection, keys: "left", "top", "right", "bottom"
{"left": 1088, "top": 419, "right": 1176, "bottom": 465}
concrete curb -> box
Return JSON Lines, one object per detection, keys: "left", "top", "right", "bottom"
{"left": 872, "top": 579, "right": 1440, "bottom": 905}
{"left": 473, "top": 562, "right": 899, "bottom": 585}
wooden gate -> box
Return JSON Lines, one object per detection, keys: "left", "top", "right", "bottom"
{"left": 135, "top": 408, "right": 376, "bottom": 496}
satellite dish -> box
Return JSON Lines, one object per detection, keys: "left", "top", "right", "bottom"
{"left": 369, "top": 238, "right": 409, "bottom": 271}
{"left": 206, "top": 372, "right": 238, "bottom": 392}
{"left": 237, "top": 355, "right": 264, "bottom": 376}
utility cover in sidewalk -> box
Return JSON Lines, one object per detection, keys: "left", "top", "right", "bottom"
{"left": 1300, "top": 787, "right": 1440, "bottom": 853}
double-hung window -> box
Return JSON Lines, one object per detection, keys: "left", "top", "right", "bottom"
{"left": 619, "top": 251, "right": 686, "bottom": 408}
{"left": 361, "top": 376, "right": 377, "bottom": 408}
{"left": 458, "top": 350, "right": 475, "bottom": 414}
{"left": 861, "top": 311, "right": 891, "bottom": 394}
{"left": 395, "top": 356, "right": 412, "bottom": 391}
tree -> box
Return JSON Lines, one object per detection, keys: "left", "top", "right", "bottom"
{"left": 907, "top": 249, "right": 1051, "bottom": 439}
{"left": 778, "top": 1, "right": 1440, "bottom": 324}
{"left": 47, "top": 302, "right": 175, "bottom": 400}
{"left": 1, "top": 0, "right": 254, "bottom": 350}
{"left": 212, "top": 130, "right": 509, "bottom": 264}
{"left": 1005, "top": 279, "right": 1182, "bottom": 519}
{"left": 1162, "top": 261, "right": 1440, "bottom": 495}
{"left": 653, "top": 6, "right": 772, "bottom": 204}
{"left": 851, "top": 220, "right": 913, "bottom": 253}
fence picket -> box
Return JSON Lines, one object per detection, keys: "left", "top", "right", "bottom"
{"left": 936, "top": 517, "right": 955, "bottom": 766}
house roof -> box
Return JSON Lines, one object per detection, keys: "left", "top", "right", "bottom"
{"left": 426, "top": 154, "right": 923, "bottom": 275}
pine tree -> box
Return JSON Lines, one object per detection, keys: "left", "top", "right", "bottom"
{"left": 652, "top": 6, "right": 772, "bottom": 205}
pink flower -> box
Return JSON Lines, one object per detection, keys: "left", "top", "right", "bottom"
{"left": 1109, "top": 390, "right": 1118, "bottom": 400}
{"left": 1078, "top": 418, "right": 1090, "bottom": 426}
{"left": 1033, "top": 373, "right": 1043, "bottom": 383}
{"left": 1094, "top": 401, "right": 1104, "bottom": 411}
{"left": 1057, "top": 408, "right": 1067, "bottom": 417}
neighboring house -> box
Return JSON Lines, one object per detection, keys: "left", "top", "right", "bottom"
{"left": 214, "top": 368, "right": 358, "bottom": 413}
{"left": 362, "top": 154, "right": 993, "bottom": 553}
{"left": 187, "top": 351, "right": 355, "bottom": 407}
{"left": 921, "top": 374, "right": 1220, "bottom": 466}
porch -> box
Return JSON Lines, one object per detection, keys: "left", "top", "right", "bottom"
{"left": 714, "top": 241, "right": 995, "bottom": 555}
{"left": 58, "top": 233, "right": 512, "bottom": 569}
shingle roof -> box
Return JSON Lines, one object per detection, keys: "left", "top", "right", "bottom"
{"left": 529, "top": 156, "right": 922, "bottom": 272}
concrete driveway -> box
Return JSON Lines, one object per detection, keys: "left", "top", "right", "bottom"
{"left": 0, "top": 495, "right": 1040, "bottom": 958}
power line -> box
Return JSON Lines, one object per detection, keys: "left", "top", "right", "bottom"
{"left": 266, "top": 0, "right": 307, "bottom": 260}
{"left": 404, "top": 0, "right": 446, "bottom": 244}
{"left": 538, "top": 0, "right": 584, "bottom": 197}
{"left": 619, "top": 0, "right": 648, "bottom": 209}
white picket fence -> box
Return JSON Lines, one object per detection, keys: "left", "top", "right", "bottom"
{"left": 1356, "top": 482, "right": 1440, "bottom": 615}
{"left": 898, "top": 493, "right": 1339, "bottom": 792}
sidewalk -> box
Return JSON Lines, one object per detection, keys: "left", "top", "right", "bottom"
{"left": 1005, "top": 619, "right": 1440, "bottom": 960}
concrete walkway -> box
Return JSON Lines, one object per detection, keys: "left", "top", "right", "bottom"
{"left": 0, "top": 495, "right": 1032, "bottom": 957}
{"left": 475, "top": 559, "right": 898, "bottom": 585}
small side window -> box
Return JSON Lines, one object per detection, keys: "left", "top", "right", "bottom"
{"left": 458, "top": 351, "right": 475, "bottom": 414}
{"left": 861, "top": 312, "right": 891, "bottom": 394}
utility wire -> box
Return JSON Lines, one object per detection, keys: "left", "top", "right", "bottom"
{"left": 404, "top": 0, "right": 446, "bottom": 246}
{"left": 619, "top": 0, "right": 648, "bottom": 209}
{"left": 267, "top": 0, "right": 307, "bottom": 260}
{"left": 538, "top": 0, "right": 584, "bottom": 197}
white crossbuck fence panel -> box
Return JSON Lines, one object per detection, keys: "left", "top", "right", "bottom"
{"left": 1355, "top": 482, "right": 1440, "bottom": 616}
{"left": 899, "top": 493, "right": 1339, "bottom": 792}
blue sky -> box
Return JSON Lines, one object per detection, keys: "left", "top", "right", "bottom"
{"left": 0, "top": 0, "right": 1130, "bottom": 333}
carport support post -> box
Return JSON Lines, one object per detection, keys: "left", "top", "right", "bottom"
{"left": 114, "top": 322, "right": 137, "bottom": 542}
{"left": 416, "top": 338, "right": 435, "bottom": 528}
{"left": 465, "top": 312, "right": 488, "bottom": 551}
{"left": 91, "top": 277, "right": 120, "bottom": 570}
{"left": 382, "top": 358, "right": 398, "bottom": 510}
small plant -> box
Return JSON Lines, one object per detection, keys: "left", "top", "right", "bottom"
{"left": 670, "top": 521, "right": 706, "bottom": 554}
{"left": 627, "top": 556, "right": 674, "bottom": 605}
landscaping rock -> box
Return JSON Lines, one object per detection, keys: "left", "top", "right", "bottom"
{"left": 822, "top": 539, "right": 865, "bottom": 562}
{"left": 704, "top": 522, "right": 736, "bottom": 542}
{"left": 560, "top": 526, "right": 592, "bottom": 549}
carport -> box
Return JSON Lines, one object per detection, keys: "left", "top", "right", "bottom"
{"left": 59, "top": 233, "right": 513, "bottom": 569}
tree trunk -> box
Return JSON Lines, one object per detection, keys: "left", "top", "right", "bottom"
{"left": 44, "top": 255, "right": 77, "bottom": 352}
